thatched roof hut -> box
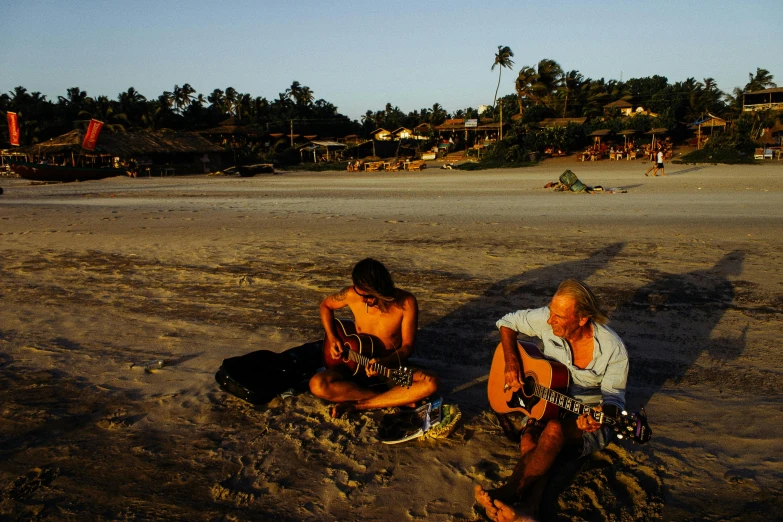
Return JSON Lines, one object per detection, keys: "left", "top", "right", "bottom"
{"left": 19, "top": 129, "right": 226, "bottom": 174}
{"left": 604, "top": 99, "right": 634, "bottom": 116}
{"left": 22, "top": 129, "right": 223, "bottom": 156}
{"left": 604, "top": 99, "right": 633, "bottom": 109}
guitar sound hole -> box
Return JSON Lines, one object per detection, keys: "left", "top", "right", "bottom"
{"left": 522, "top": 377, "right": 536, "bottom": 397}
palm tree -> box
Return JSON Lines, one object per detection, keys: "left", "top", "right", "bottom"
{"left": 535, "top": 59, "right": 564, "bottom": 109}
{"left": 559, "top": 69, "right": 584, "bottom": 117}
{"left": 285, "top": 81, "right": 303, "bottom": 104}
{"left": 224, "top": 87, "right": 238, "bottom": 116}
{"left": 237, "top": 93, "right": 252, "bottom": 120}
{"left": 172, "top": 83, "right": 195, "bottom": 114}
{"left": 430, "top": 103, "right": 447, "bottom": 124}
{"left": 745, "top": 68, "right": 776, "bottom": 92}
{"left": 9, "top": 86, "right": 31, "bottom": 106}
{"left": 697, "top": 78, "right": 724, "bottom": 115}
{"left": 514, "top": 65, "right": 539, "bottom": 112}
{"left": 117, "top": 87, "right": 147, "bottom": 127}
{"left": 159, "top": 90, "right": 174, "bottom": 111}
{"left": 491, "top": 45, "right": 515, "bottom": 106}
{"left": 297, "top": 86, "right": 314, "bottom": 107}
{"left": 208, "top": 89, "right": 226, "bottom": 116}
{"left": 723, "top": 87, "right": 746, "bottom": 118}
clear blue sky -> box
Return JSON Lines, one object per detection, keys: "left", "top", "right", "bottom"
{"left": 1, "top": 0, "right": 780, "bottom": 121}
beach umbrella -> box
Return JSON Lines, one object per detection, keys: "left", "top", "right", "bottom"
{"left": 755, "top": 130, "right": 776, "bottom": 146}
{"left": 589, "top": 128, "right": 611, "bottom": 146}
{"left": 645, "top": 128, "right": 668, "bottom": 148}
{"left": 618, "top": 129, "right": 636, "bottom": 147}
{"left": 769, "top": 122, "right": 783, "bottom": 145}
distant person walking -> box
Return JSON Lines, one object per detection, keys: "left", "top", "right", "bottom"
{"left": 644, "top": 149, "right": 665, "bottom": 177}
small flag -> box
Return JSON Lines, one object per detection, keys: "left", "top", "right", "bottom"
{"left": 7, "top": 112, "right": 20, "bottom": 146}
{"left": 82, "top": 119, "right": 104, "bottom": 151}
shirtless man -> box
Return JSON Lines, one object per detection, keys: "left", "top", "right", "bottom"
{"left": 475, "top": 279, "right": 628, "bottom": 519}
{"left": 309, "top": 258, "right": 439, "bottom": 417}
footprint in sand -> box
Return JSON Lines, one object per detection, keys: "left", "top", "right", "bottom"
{"left": 2, "top": 466, "right": 61, "bottom": 500}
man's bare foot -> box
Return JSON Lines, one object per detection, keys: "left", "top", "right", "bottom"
{"left": 492, "top": 498, "right": 538, "bottom": 522}
{"left": 331, "top": 401, "right": 357, "bottom": 418}
{"left": 474, "top": 485, "right": 499, "bottom": 520}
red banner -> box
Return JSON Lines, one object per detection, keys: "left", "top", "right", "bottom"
{"left": 7, "top": 112, "right": 20, "bottom": 146}
{"left": 81, "top": 119, "right": 104, "bottom": 151}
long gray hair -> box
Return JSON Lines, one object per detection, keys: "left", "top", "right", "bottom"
{"left": 555, "top": 279, "right": 609, "bottom": 325}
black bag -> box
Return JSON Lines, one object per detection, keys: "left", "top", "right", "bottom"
{"left": 215, "top": 341, "right": 323, "bottom": 405}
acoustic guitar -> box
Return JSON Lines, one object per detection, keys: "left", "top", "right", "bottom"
{"left": 323, "top": 318, "right": 414, "bottom": 388}
{"left": 488, "top": 341, "right": 651, "bottom": 444}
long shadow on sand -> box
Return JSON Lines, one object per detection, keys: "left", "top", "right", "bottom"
{"left": 611, "top": 250, "right": 746, "bottom": 410}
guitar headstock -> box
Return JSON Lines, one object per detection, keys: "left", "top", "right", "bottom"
{"left": 390, "top": 367, "right": 414, "bottom": 388}
{"left": 607, "top": 406, "right": 652, "bottom": 445}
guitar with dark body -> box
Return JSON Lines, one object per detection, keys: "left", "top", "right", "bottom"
{"left": 488, "top": 341, "right": 651, "bottom": 444}
{"left": 323, "top": 318, "right": 414, "bottom": 388}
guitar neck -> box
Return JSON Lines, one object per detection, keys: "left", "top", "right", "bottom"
{"left": 346, "top": 350, "right": 392, "bottom": 378}
{"left": 533, "top": 382, "right": 601, "bottom": 421}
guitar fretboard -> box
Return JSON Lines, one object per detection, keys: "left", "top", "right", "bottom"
{"left": 533, "top": 383, "right": 604, "bottom": 422}
{"left": 347, "top": 350, "right": 391, "bottom": 378}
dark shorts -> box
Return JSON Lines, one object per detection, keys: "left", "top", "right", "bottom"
{"left": 657, "top": 162, "right": 664, "bottom": 168}
{"left": 520, "top": 412, "right": 615, "bottom": 459}
{"left": 580, "top": 425, "right": 614, "bottom": 457}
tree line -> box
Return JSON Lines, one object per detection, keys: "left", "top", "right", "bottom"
{"left": 1, "top": 58, "right": 779, "bottom": 155}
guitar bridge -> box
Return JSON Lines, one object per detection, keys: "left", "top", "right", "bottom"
{"left": 507, "top": 393, "right": 526, "bottom": 410}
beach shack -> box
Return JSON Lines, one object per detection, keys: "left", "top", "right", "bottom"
{"left": 198, "top": 117, "right": 263, "bottom": 149}
{"left": 390, "top": 127, "right": 414, "bottom": 140}
{"left": 413, "top": 123, "right": 433, "bottom": 140}
{"left": 370, "top": 128, "right": 392, "bottom": 141}
{"left": 298, "top": 140, "right": 347, "bottom": 163}
{"left": 17, "top": 129, "right": 225, "bottom": 175}
{"left": 689, "top": 113, "right": 727, "bottom": 149}
{"left": 604, "top": 99, "right": 634, "bottom": 117}
{"left": 743, "top": 88, "right": 783, "bottom": 112}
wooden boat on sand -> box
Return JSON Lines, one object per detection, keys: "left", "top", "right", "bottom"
{"left": 11, "top": 162, "right": 127, "bottom": 183}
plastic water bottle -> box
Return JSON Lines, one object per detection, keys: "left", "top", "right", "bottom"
{"left": 131, "top": 359, "right": 164, "bottom": 371}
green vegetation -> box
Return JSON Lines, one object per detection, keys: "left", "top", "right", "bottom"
{"left": 1, "top": 64, "right": 779, "bottom": 168}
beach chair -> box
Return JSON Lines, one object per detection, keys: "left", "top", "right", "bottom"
{"left": 764, "top": 148, "right": 773, "bottom": 160}
{"left": 754, "top": 148, "right": 764, "bottom": 160}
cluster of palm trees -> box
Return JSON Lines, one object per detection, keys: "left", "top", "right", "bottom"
{"left": 0, "top": 81, "right": 356, "bottom": 147}
{"left": 492, "top": 45, "right": 777, "bottom": 129}
{"left": 1, "top": 58, "right": 778, "bottom": 151}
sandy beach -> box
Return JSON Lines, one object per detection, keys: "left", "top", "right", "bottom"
{"left": 1, "top": 159, "right": 781, "bottom": 521}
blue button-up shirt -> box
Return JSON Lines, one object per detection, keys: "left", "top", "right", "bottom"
{"left": 496, "top": 306, "right": 628, "bottom": 409}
